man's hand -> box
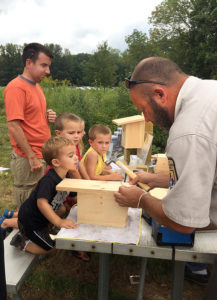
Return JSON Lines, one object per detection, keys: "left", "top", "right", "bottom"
{"left": 59, "top": 219, "right": 78, "bottom": 229}
{"left": 130, "top": 171, "right": 170, "bottom": 189}
{"left": 28, "top": 156, "right": 43, "bottom": 172}
{"left": 129, "top": 171, "right": 155, "bottom": 189}
{"left": 114, "top": 185, "right": 144, "bottom": 208}
{"left": 47, "top": 109, "right": 56, "bottom": 123}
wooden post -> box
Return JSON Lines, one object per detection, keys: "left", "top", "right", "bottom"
{"left": 124, "top": 148, "right": 131, "bottom": 165}
{"left": 145, "top": 122, "right": 153, "bottom": 164}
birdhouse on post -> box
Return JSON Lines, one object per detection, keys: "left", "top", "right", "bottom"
{"left": 112, "top": 115, "right": 145, "bottom": 149}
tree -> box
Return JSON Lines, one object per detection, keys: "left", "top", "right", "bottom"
{"left": 69, "top": 53, "right": 91, "bottom": 86}
{"left": 149, "top": 0, "right": 217, "bottom": 78}
{"left": 123, "top": 29, "right": 152, "bottom": 74}
{"left": 85, "top": 41, "right": 118, "bottom": 88}
{"left": 0, "top": 44, "right": 23, "bottom": 86}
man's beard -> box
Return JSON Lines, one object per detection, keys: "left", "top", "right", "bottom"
{"left": 149, "top": 97, "right": 172, "bottom": 132}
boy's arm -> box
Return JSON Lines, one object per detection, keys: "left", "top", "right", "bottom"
{"left": 102, "top": 169, "right": 113, "bottom": 175}
{"left": 78, "top": 162, "right": 90, "bottom": 179}
{"left": 104, "top": 165, "right": 112, "bottom": 170}
{"left": 85, "top": 151, "right": 123, "bottom": 181}
{"left": 37, "top": 198, "right": 77, "bottom": 229}
{"left": 68, "top": 169, "right": 81, "bottom": 179}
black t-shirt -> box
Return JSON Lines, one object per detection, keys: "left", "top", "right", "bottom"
{"left": 18, "top": 168, "right": 69, "bottom": 231}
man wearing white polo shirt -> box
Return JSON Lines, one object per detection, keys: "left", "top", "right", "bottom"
{"left": 115, "top": 57, "right": 217, "bottom": 285}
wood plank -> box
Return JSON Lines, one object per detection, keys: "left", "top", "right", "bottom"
{"left": 149, "top": 188, "right": 168, "bottom": 199}
{"left": 112, "top": 115, "right": 144, "bottom": 125}
{"left": 56, "top": 178, "right": 130, "bottom": 193}
{"left": 56, "top": 179, "right": 129, "bottom": 228}
{"left": 155, "top": 155, "right": 170, "bottom": 174}
{"left": 121, "top": 121, "right": 145, "bottom": 148}
{"left": 77, "top": 190, "right": 128, "bottom": 227}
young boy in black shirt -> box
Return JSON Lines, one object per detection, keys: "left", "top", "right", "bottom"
{"left": 10, "top": 136, "right": 78, "bottom": 254}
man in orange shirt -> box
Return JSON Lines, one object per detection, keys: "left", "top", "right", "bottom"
{"left": 4, "top": 43, "right": 56, "bottom": 207}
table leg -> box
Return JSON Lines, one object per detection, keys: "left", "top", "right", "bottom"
{"left": 0, "top": 230, "right": 6, "bottom": 300}
{"left": 98, "top": 253, "right": 110, "bottom": 300}
{"left": 137, "top": 257, "right": 147, "bottom": 300}
{"left": 171, "top": 261, "right": 185, "bottom": 300}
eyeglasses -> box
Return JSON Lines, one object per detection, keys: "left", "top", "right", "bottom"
{"left": 124, "top": 76, "right": 166, "bottom": 89}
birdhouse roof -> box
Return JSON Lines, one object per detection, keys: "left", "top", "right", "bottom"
{"left": 112, "top": 115, "right": 144, "bottom": 125}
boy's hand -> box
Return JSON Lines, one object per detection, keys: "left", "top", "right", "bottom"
{"left": 112, "top": 172, "right": 124, "bottom": 181}
{"left": 104, "top": 165, "right": 112, "bottom": 170}
{"left": 59, "top": 219, "right": 78, "bottom": 229}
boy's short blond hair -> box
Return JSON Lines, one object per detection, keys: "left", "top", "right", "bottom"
{"left": 42, "top": 136, "right": 74, "bottom": 166}
{"left": 88, "top": 124, "right": 111, "bottom": 141}
{"left": 55, "top": 112, "right": 81, "bottom": 131}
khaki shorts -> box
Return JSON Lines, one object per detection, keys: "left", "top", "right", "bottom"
{"left": 10, "top": 151, "right": 47, "bottom": 207}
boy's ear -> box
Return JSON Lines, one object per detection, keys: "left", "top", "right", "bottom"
{"left": 55, "top": 130, "right": 61, "bottom": 136}
{"left": 51, "top": 158, "right": 60, "bottom": 167}
{"left": 89, "top": 139, "right": 93, "bottom": 146}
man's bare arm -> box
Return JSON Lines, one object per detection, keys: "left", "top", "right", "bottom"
{"left": 114, "top": 185, "right": 195, "bottom": 234}
{"left": 7, "top": 120, "right": 43, "bottom": 172}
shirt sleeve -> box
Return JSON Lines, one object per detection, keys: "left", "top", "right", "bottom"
{"left": 4, "top": 87, "right": 26, "bottom": 121}
{"left": 163, "top": 134, "right": 216, "bottom": 228}
{"left": 36, "top": 176, "right": 57, "bottom": 203}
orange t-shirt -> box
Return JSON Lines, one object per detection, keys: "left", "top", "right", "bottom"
{"left": 4, "top": 76, "right": 51, "bottom": 158}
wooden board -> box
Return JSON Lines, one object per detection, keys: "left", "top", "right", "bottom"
{"left": 56, "top": 179, "right": 130, "bottom": 228}
{"left": 56, "top": 178, "right": 130, "bottom": 192}
{"left": 112, "top": 115, "right": 144, "bottom": 126}
{"left": 145, "top": 122, "right": 153, "bottom": 163}
{"left": 145, "top": 121, "right": 153, "bottom": 135}
{"left": 77, "top": 190, "right": 128, "bottom": 227}
{"left": 121, "top": 121, "right": 145, "bottom": 148}
{"left": 154, "top": 155, "right": 170, "bottom": 174}
{"left": 137, "top": 133, "right": 153, "bottom": 164}
{"left": 149, "top": 188, "right": 168, "bottom": 199}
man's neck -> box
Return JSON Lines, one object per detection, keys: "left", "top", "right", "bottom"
{"left": 21, "top": 70, "right": 36, "bottom": 84}
{"left": 19, "top": 74, "right": 36, "bottom": 85}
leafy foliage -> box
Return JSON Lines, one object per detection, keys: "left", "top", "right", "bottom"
{"left": 85, "top": 41, "right": 118, "bottom": 88}
{"left": 1, "top": 0, "right": 216, "bottom": 154}
{"left": 149, "top": 0, "right": 217, "bottom": 78}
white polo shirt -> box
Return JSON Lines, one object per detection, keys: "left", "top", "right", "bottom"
{"left": 163, "top": 76, "right": 217, "bottom": 228}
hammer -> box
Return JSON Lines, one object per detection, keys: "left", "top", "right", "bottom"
{"left": 115, "top": 160, "right": 151, "bottom": 192}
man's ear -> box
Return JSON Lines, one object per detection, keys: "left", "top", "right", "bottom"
{"left": 51, "top": 158, "right": 60, "bottom": 167}
{"left": 55, "top": 130, "right": 61, "bottom": 136}
{"left": 25, "top": 58, "right": 32, "bottom": 68}
{"left": 154, "top": 87, "right": 167, "bottom": 106}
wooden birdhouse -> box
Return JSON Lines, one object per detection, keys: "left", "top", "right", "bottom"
{"left": 112, "top": 115, "right": 145, "bottom": 149}
{"left": 56, "top": 179, "right": 129, "bottom": 228}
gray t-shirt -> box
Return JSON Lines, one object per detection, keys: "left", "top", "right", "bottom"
{"left": 163, "top": 76, "right": 217, "bottom": 228}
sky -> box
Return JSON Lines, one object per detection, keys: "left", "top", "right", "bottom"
{"left": 0, "top": 0, "right": 162, "bottom": 54}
